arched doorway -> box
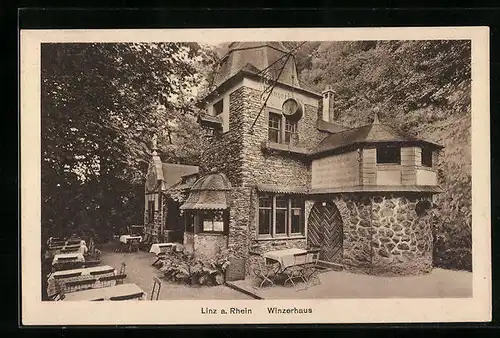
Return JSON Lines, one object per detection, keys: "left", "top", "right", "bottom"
{"left": 307, "top": 201, "right": 343, "bottom": 263}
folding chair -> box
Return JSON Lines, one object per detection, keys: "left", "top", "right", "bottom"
{"left": 128, "top": 239, "right": 140, "bottom": 253}
{"left": 119, "top": 262, "right": 126, "bottom": 275}
{"left": 303, "top": 249, "right": 322, "bottom": 286}
{"left": 282, "top": 252, "right": 309, "bottom": 288}
{"left": 51, "top": 290, "right": 65, "bottom": 301}
{"left": 151, "top": 277, "right": 162, "bottom": 300}
{"left": 249, "top": 251, "right": 277, "bottom": 289}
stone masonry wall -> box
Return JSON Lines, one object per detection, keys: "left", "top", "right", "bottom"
{"left": 234, "top": 86, "right": 325, "bottom": 276}
{"left": 198, "top": 87, "right": 246, "bottom": 187}
{"left": 227, "top": 187, "right": 252, "bottom": 262}
{"left": 193, "top": 234, "right": 228, "bottom": 262}
{"left": 370, "top": 194, "right": 434, "bottom": 275}
{"left": 240, "top": 86, "right": 325, "bottom": 189}
{"left": 336, "top": 193, "right": 434, "bottom": 276}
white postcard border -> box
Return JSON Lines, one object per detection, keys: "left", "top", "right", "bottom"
{"left": 20, "top": 27, "right": 491, "bottom": 325}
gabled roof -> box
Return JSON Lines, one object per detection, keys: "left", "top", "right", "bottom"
{"left": 160, "top": 163, "right": 199, "bottom": 190}
{"left": 310, "top": 115, "right": 443, "bottom": 156}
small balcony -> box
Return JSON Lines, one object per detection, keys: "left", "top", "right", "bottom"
{"left": 260, "top": 140, "right": 309, "bottom": 157}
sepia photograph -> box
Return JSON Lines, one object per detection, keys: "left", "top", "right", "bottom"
{"left": 21, "top": 27, "right": 490, "bottom": 325}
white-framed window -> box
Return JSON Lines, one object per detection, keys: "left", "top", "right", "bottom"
{"left": 268, "top": 112, "right": 298, "bottom": 145}
{"left": 184, "top": 209, "right": 228, "bottom": 234}
{"left": 258, "top": 193, "right": 305, "bottom": 238}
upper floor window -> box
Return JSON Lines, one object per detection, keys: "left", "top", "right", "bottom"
{"left": 258, "top": 194, "right": 304, "bottom": 238}
{"left": 268, "top": 112, "right": 298, "bottom": 145}
{"left": 268, "top": 113, "right": 282, "bottom": 143}
{"left": 421, "top": 148, "right": 433, "bottom": 167}
{"left": 377, "top": 146, "right": 401, "bottom": 164}
{"left": 284, "top": 119, "right": 298, "bottom": 144}
{"left": 213, "top": 99, "right": 223, "bottom": 116}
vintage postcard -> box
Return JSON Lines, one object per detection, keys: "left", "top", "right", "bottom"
{"left": 21, "top": 27, "right": 491, "bottom": 325}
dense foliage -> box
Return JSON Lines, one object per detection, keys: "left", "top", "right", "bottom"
{"left": 41, "top": 42, "right": 212, "bottom": 240}
{"left": 289, "top": 40, "right": 472, "bottom": 271}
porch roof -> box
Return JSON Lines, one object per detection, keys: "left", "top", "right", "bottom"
{"left": 256, "top": 184, "right": 308, "bottom": 195}
{"left": 179, "top": 172, "right": 232, "bottom": 210}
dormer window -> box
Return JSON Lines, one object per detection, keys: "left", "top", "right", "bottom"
{"left": 421, "top": 148, "right": 433, "bottom": 167}
{"left": 376, "top": 146, "right": 401, "bottom": 164}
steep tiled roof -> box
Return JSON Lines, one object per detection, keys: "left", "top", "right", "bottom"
{"left": 311, "top": 118, "right": 443, "bottom": 156}
{"left": 161, "top": 163, "right": 199, "bottom": 190}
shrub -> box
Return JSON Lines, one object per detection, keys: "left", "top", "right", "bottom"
{"left": 159, "top": 251, "right": 230, "bottom": 286}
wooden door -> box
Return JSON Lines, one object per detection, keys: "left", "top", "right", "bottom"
{"left": 307, "top": 201, "right": 343, "bottom": 263}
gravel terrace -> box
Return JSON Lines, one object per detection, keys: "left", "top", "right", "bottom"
{"left": 99, "top": 244, "right": 252, "bottom": 300}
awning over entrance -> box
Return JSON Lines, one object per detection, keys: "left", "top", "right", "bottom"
{"left": 256, "top": 184, "right": 308, "bottom": 194}
{"left": 179, "top": 171, "right": 232, "bottom": 210}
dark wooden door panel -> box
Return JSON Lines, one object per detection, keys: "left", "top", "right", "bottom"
{"left": 307, "top": 202, "right": 343, "bottom": 263}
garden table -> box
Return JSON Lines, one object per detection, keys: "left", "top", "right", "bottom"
{"left": 52, "top": 253, "right": 85, "bottom": 265}
{"left": 47, "top": 265, "right": 117, "bottom": 298}
{"left": 263, "top": 248, "right": 309, "bottom": 271}
{"left": 119, "top": 235, "right": 143, "bottom": 244}
{"left": 149, "top": 243, "right": 176, "bottom": 255}
{"left": 61, "top": 283, "right": 146, "bottom": 301}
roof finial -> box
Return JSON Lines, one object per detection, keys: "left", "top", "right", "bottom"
{"left": 373, "top": 107, "right": 381, "bottom": 125}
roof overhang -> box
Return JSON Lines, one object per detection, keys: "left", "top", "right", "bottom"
{"left": 200, "top": 68, "right": 322, "bottom": 105}
{"left": 309, "top": 140, "right": 444, "bottom": 160}
{"left": 179, "top": 190, "right": 229, "bottom": 210}
{"left": 308, "top": 185, "right": 443, "bottom": 194}
{"left": 256, "top": 184, "right": 308, "bottom": 195}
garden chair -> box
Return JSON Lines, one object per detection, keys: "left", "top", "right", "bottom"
{"left": 128, "top": 238, "right": 140, "bottom": 253}
{"left": 303, "top": 249, "right": 322, "bottom": 286}
{"left": 249, "top": 251, "right": 278, "bottom": 289}
{"left": 110, "top": 292, "right": 145, "bottom": 301}
{"left": 119, "top": 262, "right": 126, "bottom": 275}
{"left": 282, "top": 251, "right": 309, "bottom": 288}
{"left": 151, "top": 277, "right": 162, "bottom": 300}
{"left": 51, "top": 290, "right": 65, "bottom": 301}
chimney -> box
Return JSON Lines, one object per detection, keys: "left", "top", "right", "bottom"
{"left": 322, "top": 85, "right": 335, "bottom": 122}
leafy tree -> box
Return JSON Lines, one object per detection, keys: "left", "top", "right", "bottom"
{"left": 42, "top": 42, "right": 211, "bottom": 239}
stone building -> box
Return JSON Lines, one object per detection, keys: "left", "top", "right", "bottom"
{"left": 144, "top": 41, "right": 443, "bottom": 278}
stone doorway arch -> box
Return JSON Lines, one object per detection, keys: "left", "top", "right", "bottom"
{"left": 307, "top": 201, "right": 343, "bottom": 263}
